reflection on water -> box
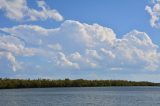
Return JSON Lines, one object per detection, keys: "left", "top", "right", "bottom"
{"left": 0, "top": 87, "right": 160, "bottom": 106}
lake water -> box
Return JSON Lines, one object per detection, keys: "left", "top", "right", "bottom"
{"left": 0, "top": 87, "right": 160, "bottom": 106}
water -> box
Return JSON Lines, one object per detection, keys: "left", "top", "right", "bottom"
{"left": 0, "top": 87, "right": 160, "bottom": 106}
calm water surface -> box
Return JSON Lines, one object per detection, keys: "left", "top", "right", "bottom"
{"left": 0, "top": 87, "right": 160, "bottom": 106}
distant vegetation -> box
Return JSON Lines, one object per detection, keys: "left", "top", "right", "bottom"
{"left": 0, "top": 78, "right": 159, "bottom": 89}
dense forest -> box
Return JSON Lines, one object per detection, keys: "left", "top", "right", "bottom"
{"left": 0, "top": 78, "right": 159, "bottom": 89}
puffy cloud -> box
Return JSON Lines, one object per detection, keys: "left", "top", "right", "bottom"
{"left": 145, "top": 0, "right": 160, "bottom": 28}
{"left": 0, "top": 0, "right": 63, "bottom": 21}
{"left": 56, "top": 52, "right": 80, "bottom": 69}
{"left": 0, "top": 35, "right": 37, "bottom": 56}
{"left": 0, "top": 20, "right": 160, "bottom": 72}
{"left": 112, "top": 30, "right": 159, "bottom": 71}
{"left": 0, "top": 52, "right": 21, "bottom": 72}
{"left": 100, "top": 48, "right": 116, "bottom": 59}
{"left": 69, "top": 52, "right": 98, "bottom": 69}
{"left": 86, "top": 49, "right": 101, "bottom": 60}
{"left": 1, "top": 25, "right": 57, "bottom": 46}
{"left": 0, "top": 35, "right": 40, "bottom": 71}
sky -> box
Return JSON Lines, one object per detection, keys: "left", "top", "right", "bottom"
{"left": 0, "top": 0, "right": 160, "bottom": 82}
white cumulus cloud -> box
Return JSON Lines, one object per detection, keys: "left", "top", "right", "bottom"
{"left": 0, "top": 20, "right": 160, "bottom": 72}
{"left": 0, "top": 0, "right": 63, "bottom": 21}
{"left": 145, "top": 0, "right": 160, "bottom": 28}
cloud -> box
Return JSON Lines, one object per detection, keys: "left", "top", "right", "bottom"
{"left": 0, "top": 35, "right": 39, "bottom": 71}
{"left": 56, "top": 52, "right": 80, "bottom": 69}
{"left": 47, "top": 43, "right": 62, "bottom": 51}
{"left": 145, "top": 0, "right": 160, "bottom": 28}
{"left": 0, "top": 0, "right": 63, "bottom": 21}
{"left": 0, "top": 20, "right": 160, "bottom": 72}
{"left": 0, "top": 52, "right": 21, "bottom": 72}
{"left": 69, "top": 52, "right": 98, "bottom": 69}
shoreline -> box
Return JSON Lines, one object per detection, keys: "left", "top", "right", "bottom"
{"left": 0, "top": 78, "right": 159, "bottom": 89}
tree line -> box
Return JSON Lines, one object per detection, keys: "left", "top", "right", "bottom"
{"left": 0, "top": 78, "right": 159, "bottom": 89}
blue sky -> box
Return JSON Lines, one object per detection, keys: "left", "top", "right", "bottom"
{"left": 0, "top": 0, "right": 160, "bottom": 82}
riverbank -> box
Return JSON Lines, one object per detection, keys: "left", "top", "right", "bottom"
{"left": 0, "top": 78, "right": 159, "bottom": 89}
